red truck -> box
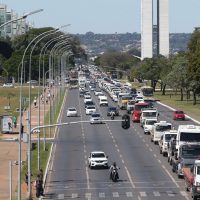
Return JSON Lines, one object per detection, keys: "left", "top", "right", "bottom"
{"left": 131, "top": 102, "right": 149, "bottom": 122}
{"left": 183, "top": 158, "right": 200, "bottom": 200}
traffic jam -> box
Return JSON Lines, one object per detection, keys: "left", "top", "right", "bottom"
{"left": 68, "top": 66, "right": 200, "bottom": 200}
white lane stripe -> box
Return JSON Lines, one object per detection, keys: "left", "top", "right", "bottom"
{"left": 139, "top": 192, "right": 147, "bottom": 197}
{"left": 58, "top": 194, "right": 64, "bottom": 199}
{"left": 153, "top": 191, "right": 160, "bottom": 196}
{"left": 85, "top": 192, "right": 91, "bottom": 198}
{"left": 126, "top": 192, "right": 133, "bottom": 197}
{"left": 113, "top": 192, "right": 119, "bottom": 197}
{"left": 125, "top": 166, "right": 136, "bottom": 188}
{"left": 99, "top": 192, "right": 105, "bottom": 198}
{"left": 72, "top": 193, "right": 78, "bottom": 198}
{"left": 162, "top": 165, "right": 180, "bottom": 188}
{"left": 167, "top": 191, "right": 175, "bottom": 196}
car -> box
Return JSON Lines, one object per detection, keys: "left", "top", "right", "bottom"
{"left": 107, "top": 106, "right": 119, "bottom": 116}
{"left": 88, "top": 151, "right": 108, "bottom": 169}
{"left": 85, "top": 106, "right": 96, "bottom": 115}
{"left": 99, "top": 98, "right": 108, "bottom": 106}
{"left": 173, "top": 110, "right": 185, "bottom": 120}
{"left": 26, "top": 80, "right": 38, "bottom": 85}
{"left": 2, "top": 83, "right": 14, "bottom": 88}
{"left": 85, "top": 101, "right": 95, "bottom": 108}
{"left": 94, "top": 90, "right": 103, "bottom": 96}
{"left": 84, "top": 95, "right": 92, "bottom": 104}
{"left": 79, "top": 90, "right": 85, "bottom": 97}
{"left": 90, "top": 113, "right": 103, "bottom": 124}
{"left": 135, "top": 95, "right": 144, "bottom": 103}
{"left": 67, "top": 107, "right": 78, "bottom": 117}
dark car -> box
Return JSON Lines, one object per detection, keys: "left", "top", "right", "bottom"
{"left": 85, "top": 101, "right": 95, "bottom": 108}
{"left": 107, "top": 106, "right": 119, "bottom": 116}
{"left": 79, "top": 90, "right": 85, "bottom": 97}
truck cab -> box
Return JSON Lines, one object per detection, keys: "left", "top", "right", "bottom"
{"left": 159, "top": 129, "right": 177, "bottom": 156}
{"left": 150, "top": 121, "right": 172, "bottom": 144}
{"left": 172, "top": 143, "right": 200, "bottom": 179}
{"left": 140, "top": 108, "right": 158, "bottom": 127}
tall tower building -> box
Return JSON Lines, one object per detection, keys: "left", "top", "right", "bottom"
{"left": 141, "top": 0, "right": 153, "bottom": 60}
{"left": 141, "top": 0, "right": 169, "bottom": 59}
{"left": 157, "top": 0, "right": 169, "bottom": 57}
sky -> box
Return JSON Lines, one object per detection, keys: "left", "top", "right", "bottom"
{"left": 1, "top": 0, "right": 200, "bottom": 34}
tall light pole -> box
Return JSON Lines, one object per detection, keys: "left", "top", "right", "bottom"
{"left": 16, "top": 9, "right": 44, "bottom": 200}
{"left": 0, "top": 9, "right": 43, "bottom": 28}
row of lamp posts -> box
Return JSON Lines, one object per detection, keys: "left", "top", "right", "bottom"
{"left": 2, "top": 12, "right": 73, "bottom": 199}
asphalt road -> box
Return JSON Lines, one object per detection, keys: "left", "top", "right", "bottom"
{"left": 44, "top": 87, "right": 197, "bottom": 200}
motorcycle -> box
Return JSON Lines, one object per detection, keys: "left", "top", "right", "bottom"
{"left": 110, "top": 111, "right": 115, "bottom": 120}
{"left": 111, "top": 168, "right": 119, "bottom": 182}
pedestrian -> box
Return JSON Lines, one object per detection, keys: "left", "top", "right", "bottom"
{"left": 25, "top": 172, "right": 28, "bottom": 188}
{"left": 8, "top": 121, "right": 12, "bottom": 130}
{"left": 46, "top": 97, "right": 48, "bottom": 104}
{"left": 39, "top": 168, "right": 44, "bottom": 196}
{"left": 34, "top": 97, "right": 37, "bottom": 108}
{"left": 35, "top": 175, "right": 42, "bottom": 198}
{"left": 13, "top": 116, "right": 17, "bottom": 128}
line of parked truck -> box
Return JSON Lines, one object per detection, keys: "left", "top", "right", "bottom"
{"left": 140, "top": 108, "right": 200, "bottom": 200}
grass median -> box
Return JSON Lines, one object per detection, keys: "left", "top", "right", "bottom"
{"left": 18, "top": 87, "right": 67, "bottom": 200}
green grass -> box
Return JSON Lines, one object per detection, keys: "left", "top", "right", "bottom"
{"left": 154, "top": 91, "right": 200, "bottom": 121}
{"left": 17, "top": 87, "right": 66, "bottom": 200}
{"left": 0, "top": 87, "right": 40, "bottom": 118}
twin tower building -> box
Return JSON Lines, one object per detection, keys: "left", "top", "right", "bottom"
{"left": 141, "top": 0, "right": 169, "bottom": 59}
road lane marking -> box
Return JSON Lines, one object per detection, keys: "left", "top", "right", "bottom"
{"left": 126, "top": 192, "right": 133, "bottom": 197}
{"left": 99, "top": 192, "right": 105, "bottom": 198}
{"left": 162, "top": 165, "right": 179, "bottom": 188}
{"left": 58, "top": 194, "right": 64, "bottom": 199}
{"left": 153, "top": 191, "right": 160, "bottom": 196}
{"left": 125, "top": 166, "right": 136, "bottom": 188}
{"left": 139, "top": 192, "right": 147, "bottom": 197}
{"left": 113, "top": 192, "right": 119, "bottom": 197}
{"left": 72, "top": 193, "right": 78, "bottom": 198}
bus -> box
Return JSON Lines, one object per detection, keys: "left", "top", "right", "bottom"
{"left": 141, "top": 86, "right": 154, "bottom": 97}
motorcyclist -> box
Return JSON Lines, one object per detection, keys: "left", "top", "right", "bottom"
{"left": 110, "top": 111, "right": 115, "bottom": 120}
{"left": 109, "top": 162, "right": 120, "bottom": 180}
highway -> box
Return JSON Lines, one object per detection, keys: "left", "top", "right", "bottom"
{"left": 44, "top": 87, "right": 196, "bottom": 200}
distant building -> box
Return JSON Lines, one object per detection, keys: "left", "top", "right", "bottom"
{"left": 0, "top": 4, "right": 31, "bottom": 39}
{"left": 141, "top": 0, "right": 153, "bottom": 60}
{"left": 141, "top": 0, "right": 169, "bottom": 59}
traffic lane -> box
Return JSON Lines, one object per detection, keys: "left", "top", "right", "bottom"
{"left": 45, "top": 89, "right": 86, "bottom": 197}
{"left": 155, "top": 102, "right": 196, "bottom": 129}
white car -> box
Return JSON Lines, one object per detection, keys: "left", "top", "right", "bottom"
{"left": 85, "top": 106, "right": 96, "bottom": 115}
{"left": 88, "top": 151, "right": 108, "bottom": 169}
{"left": 67, "top": 107, "right": 78, "bottom": 117}
{"left": 94, "top": 90, "right": 103, "bottom": 96}
{"left": 90, "top": 113, "right": 103, "bottom": 124}
{"left": 97, "top": 93, "right": 106, "bottom": 100}
{"left": 135, "top": 95, "right": 144, "bottom": 103}
{"left": 84, "top": 95, "right": 92, "bottom": 104}
{"left": 143, "top": 118, "right": 157, "bottom": 134}
{"left": 3, "top": 83, "right": 14, "bottom": 88}
{"left": 99, "top": 98, "right": 108, "bottom": 106}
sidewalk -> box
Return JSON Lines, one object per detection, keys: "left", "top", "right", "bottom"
{"left": 0, "top": 90, "right": 51, "bottom": 200}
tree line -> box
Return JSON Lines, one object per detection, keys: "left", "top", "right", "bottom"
{"left": 0, "top": 27, "right": 86, "bottom": 83}
{"left": 94, "top": 29, "right": 200, "bottom": 105}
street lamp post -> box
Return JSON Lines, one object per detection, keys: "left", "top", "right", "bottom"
{"left": 0, "top": 9, "right": 43, "bottom": 29}
{"left": 16, "top": 9, "right": 44, "bottom": 200}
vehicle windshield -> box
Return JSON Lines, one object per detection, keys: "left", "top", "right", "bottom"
{"left": 135, "top": 104, "right": 149, "bottom": 111}
{"left": 155, "top": 125, "right": 172, "bottom": 131}
{"left": 181, "top": 146, "right": 200, "bottom": 158}
{"left": 121, "top": 96, "right": 132, "bottom": 100}
{"left": 92, "top": 153, "right": 105, "bottom": 158}
{"left": 176, "top": 111, "right": 184, "bottom": 114}
{"left": 69, "top": 108, "right": 76, "bottom": 111}
{"left": 109, "top": 107, "right": 117, "bottom": 111}
{"left": 143, "top": 112, "right": 157, "bottom": 117}
{"left": 164, "top": 134, "right": 177, "bottom": 142}
{"left": 87, "top": 106, "right": 95, "bottom": 109}
{"left": 146, "top": 120, "right": 157, "bottom": 125}
{"left": 197, "top": 166, "right": 200, "bottom": 175}
{"left": 128, "top": 101, "right": 135, "bottom": 105}
{"left": 180, "top": 132, "right": 200, "bottom": 142}
{"left": 92, "top": 114, "right": 100, "bottom": 117}
{"left": 101, "top": 99, "right": 107, "bottom": 102}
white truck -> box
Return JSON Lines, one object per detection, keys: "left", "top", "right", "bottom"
{"left": 150, "top": 121, "right": 172, "bottom": 144}
{"left": 176, "top": 125, "right": 200, "bottom": 151}
{"left": 159, "top": 129, "right": 177, "bottom": 156}
{"left": 140, "top": 108, "right": 158, "bottom": 127}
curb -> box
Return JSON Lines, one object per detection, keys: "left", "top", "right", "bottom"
{"left": 157, "top": 101, "right": 200, "bottom": 125}
{"left": 43, "top": 88, "right": 68, "bottom": 190}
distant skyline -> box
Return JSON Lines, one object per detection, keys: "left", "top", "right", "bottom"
{"left": 1, "top": 0, "right": 200, "bottom": 34}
